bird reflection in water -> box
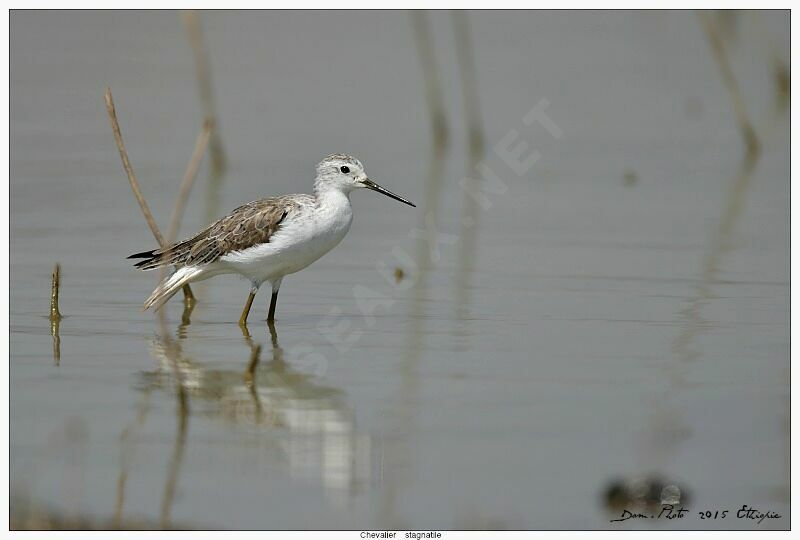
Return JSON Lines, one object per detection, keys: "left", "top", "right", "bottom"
{"left": 139, "top": 318, "right": 373, "bottom": 506}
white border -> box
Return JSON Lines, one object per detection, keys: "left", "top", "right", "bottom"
{"left": 3, "top": 7, "right": 796, "bottom": 538}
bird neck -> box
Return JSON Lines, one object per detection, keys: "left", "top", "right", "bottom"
{"left": 314, "top": 183, "right": 352, "bottom": 208}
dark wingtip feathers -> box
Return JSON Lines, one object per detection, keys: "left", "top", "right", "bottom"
{"left": 128, "top": 249, "right": 157, "bottom": 260}
{"left": 128, "top": 249, "right": 162, "bottom": 270}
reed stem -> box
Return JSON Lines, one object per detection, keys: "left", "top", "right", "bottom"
{"left": 104, "top": 87, "right": 195, "bottom": 301}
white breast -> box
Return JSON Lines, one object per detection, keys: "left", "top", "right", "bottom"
{"left": 220, "top": 191, "right": 353, "bottom": 286}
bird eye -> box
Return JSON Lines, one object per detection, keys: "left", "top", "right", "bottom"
{"left": 340, "top": 166, "right": 350, "bottom": 174}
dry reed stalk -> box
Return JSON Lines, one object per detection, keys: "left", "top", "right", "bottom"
{"left": 699, "top": 11, "right": 761, "bottom": 157}
{"left": 165, "top": 120, "right": 213, "bottom": 247}
{"left": 452, "top": 11, "right": 486, "bottom": 326}
{"left": 182, "top": 11, "right": 226, "bottom": 176}
{"left": 50, "top": 263, "right": 62, "bottom": 321}
{"left": 160, "top": 119, "right": 214, "bottom": 306}
{"left": 104, "top": 87, "right": 195, "bottom": 301}
{"left": 50, "top": 263, "right": 62, "bottom": 365}
{"left": 104, "top": 88, "right": 166, "bottom": 247}
{"left": 410, "top": 11, "right": 449, "bottom": 152}
{"left": 452, "top": 11, "right": 485, "bottom": 159}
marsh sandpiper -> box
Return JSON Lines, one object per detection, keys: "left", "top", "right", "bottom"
{"left": 129, "top": 154, "right": 415, "bottom": 325}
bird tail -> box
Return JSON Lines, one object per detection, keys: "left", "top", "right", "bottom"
{"left": 143, "top": 266, "right": 204, "bottom": 311}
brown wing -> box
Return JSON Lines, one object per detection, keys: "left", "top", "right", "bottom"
{"left": 130, "top": 196, "right": 304, "bottom": 270}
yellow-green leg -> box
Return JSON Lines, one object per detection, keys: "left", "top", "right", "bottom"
{"left": 239, "top": 290, "right": 256, "bottom": 327}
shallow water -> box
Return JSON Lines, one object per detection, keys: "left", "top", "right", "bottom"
{"left": 10, "top": 10, "right": 789, "bottom": 529}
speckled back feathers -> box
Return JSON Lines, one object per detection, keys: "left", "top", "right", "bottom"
{"left": 129, "top": 194, "right": 314, "bottom": 270}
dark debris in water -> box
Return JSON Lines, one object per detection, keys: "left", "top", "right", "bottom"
{"left": 773, "top": 59, "right": 789, "bottom": 108}
{"left": 602, "top": 475, "right": 691, "bottom": 513}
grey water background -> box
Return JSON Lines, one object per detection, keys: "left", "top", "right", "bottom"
{"left": 10, "top": 10, "right": 789, "bottom": 529}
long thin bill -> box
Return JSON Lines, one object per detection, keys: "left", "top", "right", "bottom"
{"left": 362, "top": 179, "right": 416, "bottom": 207}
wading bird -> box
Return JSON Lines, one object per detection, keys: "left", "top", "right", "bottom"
{"left": 129, "top": 154, "right": 415, "bottom": 325}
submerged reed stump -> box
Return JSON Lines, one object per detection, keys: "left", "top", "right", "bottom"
{"left": 50, "top": 263, "right": 62, "bottom": 365}
{"left": 50, "top": 263, "right": 62, "bottom": 322}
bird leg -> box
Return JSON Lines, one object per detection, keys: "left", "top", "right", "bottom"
{"left": 267, "top": 278, "right": 282, "bottom": 323}
{"left": 267, "top": 290, "right": 279, "bottom": 322}
{"left": 239, "top": 290, "right": 257, "bottom": 327}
